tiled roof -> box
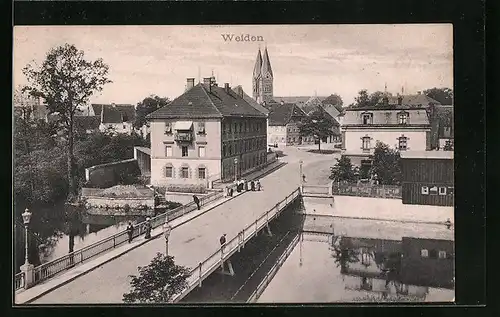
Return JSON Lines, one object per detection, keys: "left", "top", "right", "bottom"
{"left": 147, "top": 83, "right": 266, "bottom": 119}
{"left": 232, "top": 85, "right": 269, "bottom": 115}
{"left": 307, "top": 105, "right": 340, "bottom": 127}
{"left": 274, "top": 96, "right": 328, "bottom": 106}
{"left": 92, "top": 104, "right": 135, "bottom": 123}
{"left": 74, "top": 116, "right": 100, "bottom": 131}
{"left": 101, "top": 106, "right": 123, "bottom": 123}
{"left": 387, "top": 94, "right": 441, "bottom": 106}
{"left": 91, "top": 104, "right": 103, "bottom": 117}
{"left": 268, "top": 103, "right": 307, "bottom": 126}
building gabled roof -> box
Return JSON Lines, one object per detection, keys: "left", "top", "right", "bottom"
{"left": 387, "top": 94, "right": 441, "bottom": 106}
{"left": 253, "top": 49, "right": 263, "bottom": 80}
{"left": 147, "top": 83, "right": 266, "bottom": 120}
{"left": 92, "top": 104, "right": 135, "bottom": 123}
{"left": 268, "top": 103, "right": 307, "bottom": 126}
{"left": 232, "top": 85, "right": 269, "bottom": 115}
{"left": 101, "top": 106, "right": 123, "bottom": 124}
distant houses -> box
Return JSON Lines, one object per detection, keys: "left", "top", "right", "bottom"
{"left": 75, "top": 103, "right": 136, "bottom": 135}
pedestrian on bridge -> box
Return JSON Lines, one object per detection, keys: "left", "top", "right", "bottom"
{"left": 250, "top": 180, "right": 255, "bottom": 191}
{"left": 144, "top": 217, "right": 152, "bottom": 239}
{"left": 220, "top": 233, "right": 227, "bottom": 251}
{"left": 126, "top": 221, "right": 134, "bottom": 243}
{"left": 193, "top": 195, "right": 201, "bottom": 210}
{"left": 256, "top": 180, "right": 261, "bottom": 191}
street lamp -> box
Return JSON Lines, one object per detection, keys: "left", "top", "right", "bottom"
{"left": 234, "top": 157, "right": 238, "bottom": 182}
{"left": 163, "top": 220, "right": 172, "bottom": 256}
{"left": 21, "top": 208, "right": 32, "bottom": 266}
{"left": 299, "top": 160, "right": 303, "bottom": 185}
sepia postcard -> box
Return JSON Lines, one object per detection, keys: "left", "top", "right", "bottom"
{"left": 13, "top": 24, "right": 454, "bottom": 304}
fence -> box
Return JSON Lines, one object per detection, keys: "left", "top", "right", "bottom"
{"left": 15, "top": 272, "right": 25, "bottom": 291}
{"left": 171, "top": 187, "right": 302, "bottom": 303}
{"left": 247, "top": 233, "right": 301, "bottom": 302}
{"left": 332, "top": 182, "right": 402, "bottom": 199}
{"left": 23, "top": 190, "right": 224, "bottom": 290}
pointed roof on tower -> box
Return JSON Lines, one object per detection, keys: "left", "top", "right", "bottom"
{"left": 262, "top": 47, "right": 273, "bottom": 77}
{"left": 253, "top": 48, "right": 263, "bottom": 80}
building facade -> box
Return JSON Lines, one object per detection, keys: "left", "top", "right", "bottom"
{"left": 400, "top": 151, "right": 454, "bottom": 206}
{"left": 341, "top": 94, "right": 439, "bottom": 166}
{"left": 267, "top": 102, "right": 308, "bottom": 147}
{"left": 147, "top": 78, "right": 267, "bottom": 187}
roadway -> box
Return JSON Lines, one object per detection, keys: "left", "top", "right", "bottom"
{"left": 32, "top": 151, "right": 331, "bottom": 304}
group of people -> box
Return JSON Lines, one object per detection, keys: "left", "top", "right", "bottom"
{"left": 236, "top": 179, "right": 261, "bottom": 192}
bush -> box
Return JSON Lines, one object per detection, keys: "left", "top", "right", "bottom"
{"left": 166, "top": 184, "right": 206, "bottom": 194}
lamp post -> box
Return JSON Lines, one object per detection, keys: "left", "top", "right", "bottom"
{"left": 234, "top": 157, "right": 238, "bottom": 182}
{"left": 299, "top": 232, "right": 303, "bottom": 267}
{"left": 299, "top": 160, "right": 303, "bottom": 185}
{"left": 21, "top": 208, "right": 32, "bottom": 266}
{"left": 163, "top": 220, "right": 172, "bottom": 256}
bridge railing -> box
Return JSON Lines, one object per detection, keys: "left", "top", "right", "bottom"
{"left": 27, "top": 190, "right": 224, "bottom": 289}
{"left": 247, "top": 232, "right": 301, "bottom": 303}
{"left": 15, "top": 272, "right": 25, "bottom": 291}
{"left": 332, "top": 182, "right": 402, "bottom": 199}
{"left": 302, "top": 184, "right": 331, "bottom": 195}
{"left": 171, "top": 187, "right": 302, "bottom": 302}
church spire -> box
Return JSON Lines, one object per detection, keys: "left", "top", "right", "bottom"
{"left": 261, "top": 46, "right": 273, "bottom": 77}
{"left": 253, "top": 48, "right": 263, "bottom": 80}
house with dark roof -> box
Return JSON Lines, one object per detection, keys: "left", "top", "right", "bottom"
{"left": 74, "top": 116, "right": 101, "bottom": 134}
{"left": 146, "top": 77, "right": 268, "bottom": 186}
{"left": 341, "top": 93, "right": 439, "bottom": 168}
{"left": 267, "top": 102, "right": 308, "bottom": 147}
{"left": 82, "top": 103, "right": 136, "bottom": 134}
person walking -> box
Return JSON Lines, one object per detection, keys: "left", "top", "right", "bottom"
{"left": 144, "top": 217, "right": 152, "bottom": 239}
{"left": 302, "top": 174, "right": 307, "bottom": 183}
{"left": 126, "top": 221, "right": 134, "bottom": 243}
{"left": 220, "top": 233, "right": 227, "bottom": 251}
{"left": 250, "top": 180, "right": 255, "bottom": 191}
{"left": 193, "top": 195, "right": 201, "bottom": 210}
{"left": 445, "top": 218, "right": 452, "bottom": 230}
{"left": 255, "top": 180, "right": 261, "bottom": 191}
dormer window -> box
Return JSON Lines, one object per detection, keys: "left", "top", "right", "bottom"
{"left": 361, "top": 113, "right": 373, "bottom": 125}
{"left": 398, "top": 111, "right": 409, "bottom": 125}
{"left": 165, "top": 122, "right": 172, "bottom": 134}
{"left": 197, "top": 122, "right": 206, "bottom": 134}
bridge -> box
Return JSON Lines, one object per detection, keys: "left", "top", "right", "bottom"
{"left": 15, "top": 158, "right": 333, "bottom": 304}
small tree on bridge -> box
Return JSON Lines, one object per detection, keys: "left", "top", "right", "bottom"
{"left": 123, "top": 253, "right": 190, "bottom": 303}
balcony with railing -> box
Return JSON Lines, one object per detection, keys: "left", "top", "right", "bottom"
{"left": 175, "top": 132, "right": 193, "bottom": 142}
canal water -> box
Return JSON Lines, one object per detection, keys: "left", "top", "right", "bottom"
{"left": 257, "top": 232, "right": 455, "bottom": 303}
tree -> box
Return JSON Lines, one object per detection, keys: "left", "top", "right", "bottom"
{"left": 329, "top": 156, "right": 356, "bottom": 182}
{"left": 123, "top": 253, "right": 191, "bottom": 303}
{"left": 299, "top": 110, "right": 336, "bottom": 151}
{"left": 322, "top": 93, "right": 344, "bottom": 113}
{"left": 134, "top": 95, "right": 170, "bottom": 129}
{"left": 22, "top": 43, "right": 111, "bottom": 201}
{"left": 370, "top": 141, "right": 401, "bottom": 185}
{"left": 423, "top": 87, "right": 453, "bottom": 105}
{"left": 352, "top": 90, "right": 385, "bottom": 108}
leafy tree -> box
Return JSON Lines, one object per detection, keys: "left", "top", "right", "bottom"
{"left": 370, "top": 141, "right": 401, "bottom": 185}
{"left": 134, "top": 95, "right": 170, "bottom": 129}
{"left": 329, "top": 156, "right": 356, "bottom": 182}
{"left": 123, "top": 253, "right": 190, "bottom": 303}
{"left": 22, "top": 43, "right": 111, "bottom": 201}
{"left": 299, "top": 110, "right": 336, "bottom": 151}
{"left": 352, "top": 90, "right": 386, "bottom": 108}
{"left": 423, "top": 87, "right": 453, "bottom": 105}
{"left": 322, "top": 93, "right": 344, "bottom": 113}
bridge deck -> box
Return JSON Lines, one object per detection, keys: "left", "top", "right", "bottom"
{"left": 30, "top": 163, "right": 302, "bottom": 304}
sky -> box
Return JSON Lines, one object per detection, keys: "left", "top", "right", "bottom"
{"left": 13, "top": 24, "right": 453, "bottom": 106}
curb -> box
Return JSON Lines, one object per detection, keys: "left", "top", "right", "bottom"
{"left": 19, "top": 194, "right": 243, "bottom": 305}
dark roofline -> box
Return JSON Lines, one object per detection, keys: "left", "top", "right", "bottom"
{"left": 345, "top": 105, "right": 429, "bottom": 111}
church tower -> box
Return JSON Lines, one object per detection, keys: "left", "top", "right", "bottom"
{"left": 252, "top": 48, "right": 263, "bottom": 102}
{"left": 252, "top": 47, "right": 274, "bottom": 104}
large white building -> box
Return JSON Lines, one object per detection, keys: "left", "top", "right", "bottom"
{"left": 341, "top": 93, "right": 441, "bottom": 167}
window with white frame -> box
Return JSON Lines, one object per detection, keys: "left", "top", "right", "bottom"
{"left": 165, "top": 146, "right": 172, "bottom": 157}
{"left": 438, "top": 251, "right": 447, "bottom": 259}
{"left": 165, "top": 122, "right": 172, "bottom": 134}
{"left": 398, "top": 136, "right": 408, "bottom": 151}
{"left": 181, "top": 167, "right": 189, "bottom": 178}
{"left": 362, "top": 113, "right": 373, "bottom": 125}
{"left": 421, "top": 249, "right": 429, "bottom": 258}
{"left": 430, "top": 186, "right": 438, "bottom": 195}
{"left": 439, "top": 187, "right": 447, "bottom": 195}
{"left": 421, "top": 186, "right": 429, "bottom": 195}
{"left": 398, "top": 112, "right": 409, "bottom": 125}
{"left": 198, "top": 146, "right": 206, "bottom": 158}
{"left": 197, "top": 122, "right": 206, "bottom": 134}
{"left": 362, "top": 136, "right": 371, "bottom": 150}
{"left": 165, "top": 166, "right": 173, "bottom": 178}
{"left": 198, "top": 167, "right": 206, "bottom": 179}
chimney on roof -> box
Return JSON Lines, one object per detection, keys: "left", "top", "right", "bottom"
{"left": 186, "top": 78, "right": 195, "bottom": 91}
{"left": 224, "top": 83, "right": 230, "bottom": 94}
{"left": 203, "top": 77, "right": 211, "bottom": 86}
